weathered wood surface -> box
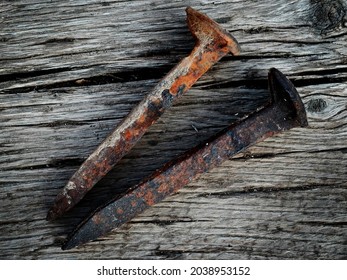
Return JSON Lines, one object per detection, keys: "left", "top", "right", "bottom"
{"left": 1, "top": 0, "right": 346, "bottom": 259}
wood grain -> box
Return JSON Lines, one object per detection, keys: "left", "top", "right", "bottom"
{"left": 1, "top": 0, "right": 346, "bottom": 259}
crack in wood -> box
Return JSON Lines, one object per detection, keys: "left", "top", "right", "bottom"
{"left": 131, "top": 218, "right": 207, "bottom": 226}
{"left": 198, "top": 184, "right": 337, "bottom": 198}
{"left": 297, "top": 221, "right": 347, "bottom": 227}
{"left": 0, "top": 67, "right": 73, "bottom": 83}
{"left": 2, "top": 65, "right": 170, "bottom": 93}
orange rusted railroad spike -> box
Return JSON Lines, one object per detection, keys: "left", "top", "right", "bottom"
{"left": 47, "top": 7, "right": 240, "bottom": 221}
{"left": 62, "top": 68, "right": 308, "bottom": 250}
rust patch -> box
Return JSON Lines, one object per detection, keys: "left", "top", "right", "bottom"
{"left": 116, "top": 208, "right": 124, "bottom": 215}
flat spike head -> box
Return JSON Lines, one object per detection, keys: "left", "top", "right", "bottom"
{"left": 268, "top": 68, "right": 308, "bottom": 128}
{"left": 186, "top": 6, "right": 240, "bottom": 56}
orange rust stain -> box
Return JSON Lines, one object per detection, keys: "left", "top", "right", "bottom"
{"left": 157, "top": 182, "right": 169, "bottom": 194}
{"left": 137, "top": 113, "right": 147, "bottom": 125}
{"left": 124, "top": 129, "right": 133, "bottom": 142}
{"left": 169, "top": 50, "right": 225, "bottom": 94}
{"left": 144, "top": 190, "right": 155, "bottom": 205}
{"left": 134, "top": 187, "right": 145, "bottom": 199}
{"left": 92, "top": 213, "right": 103, "bottom": 225}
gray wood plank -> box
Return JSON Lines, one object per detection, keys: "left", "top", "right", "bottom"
{"left": 0, "top": 0, "right": 346, "bottom": 259}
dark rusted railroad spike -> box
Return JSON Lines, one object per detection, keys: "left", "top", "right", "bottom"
{"left": 62, "top": 68, "right": 308, "bottom": 250}
{"left": 47, "top": 7, "right": 240, "bottom": 221}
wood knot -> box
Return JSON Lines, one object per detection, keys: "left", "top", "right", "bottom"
{"left": 309, "top": 0, "right": 347, "bottom": 33}
{"left": 307, "top": 98, "right": 328, "bottom": 113}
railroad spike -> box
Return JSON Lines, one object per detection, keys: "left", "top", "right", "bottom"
{"left": 47, "top": 7, "right": 240, "bottom": 221}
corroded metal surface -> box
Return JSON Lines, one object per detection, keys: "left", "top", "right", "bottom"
{"left": 62, "top": 68, "right": 308, "bottom": 250}
{"left": 46, "top": 7, "right": 240, "bottom": 221}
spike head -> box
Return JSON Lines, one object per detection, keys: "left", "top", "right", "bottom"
{"left": 186, "top": 6, "right": 240, "bottom": 56}
{"left": 268, "top": 68, "right": 308, "bottom": 128}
